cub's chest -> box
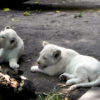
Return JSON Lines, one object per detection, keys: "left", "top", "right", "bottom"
{"left": 44, "top": 64, "right": 65, "bottom": 76}
{"left": 0, "top": 49, "right": 11, "bottom": 62}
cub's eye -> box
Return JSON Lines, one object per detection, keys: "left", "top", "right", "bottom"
{"left": 10, "top": 39, "right": 15, "bottom": 44}
{"left": 43, "top": 57, "right": 47, "bottom": 60}
{"left": 1, "top": 36, "right": 5, "bottom": 39}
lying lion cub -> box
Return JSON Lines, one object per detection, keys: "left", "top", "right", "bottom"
{"left": 0, "top": 27, "right": 24, "bottom": 69}
{"left": 31, "top": 41, "right": 100, "bottom": 90}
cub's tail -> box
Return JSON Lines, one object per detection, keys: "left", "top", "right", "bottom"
{"left": 75, "top": 76, "right": 100, "bottom": 88}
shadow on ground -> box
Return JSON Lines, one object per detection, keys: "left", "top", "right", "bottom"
{"left": 1, "top": 0, "right": 100, "bottom": 11}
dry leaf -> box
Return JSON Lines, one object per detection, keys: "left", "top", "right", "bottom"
{"left": 56, "top": 10, "right": 60, "bottom": 13}
{"left": 57, "top": 83, "right": 67, "bottom": 87}
{"left": 24, "top": 11, "right": 30, "bottom": 16}
{"left": 34, "top": 0, "right": 39, "bottom": 3}
{"left": 10, "top": 78, "right": 19, "bottom": 88}
{"left": 3, "top": 8, "right": 10, "bottom": 12}
{"left": 65, "top": 40, "right": 70, "bottom": 44}
{"left": 96, "top": 9, "right": 100, "bottom": 12}
{"left": 64, "top": 97, "right": 69, "bottom": 100}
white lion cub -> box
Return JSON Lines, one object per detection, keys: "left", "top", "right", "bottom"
{"left": 0, "top": 27, "right": 24, "bottom": 69}
{"left": 31, "top": 41, "right": 100, "bottom": 89}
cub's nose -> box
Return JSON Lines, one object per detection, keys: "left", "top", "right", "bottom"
{"left": 37, "top": 62, "right": 40, "bottom": 65}
{"left": 37, "top": 60, "right": 40, "bottom": 65}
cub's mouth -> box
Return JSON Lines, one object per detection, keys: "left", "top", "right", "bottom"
{"left": 38, "top": 64, "right": 47, "bottom": 69}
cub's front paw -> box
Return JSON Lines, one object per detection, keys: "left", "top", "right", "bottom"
{"left": 10, "top": 63, "right": 19, "bottom": 69}
{"left": 31, "top": 66, "right": 39, "bottom": 72}
{"left": 68, "top": 85, "right": 77, "bottom": 92}
{"left": 59, "top": 74, "right": 67, "bottom": 81}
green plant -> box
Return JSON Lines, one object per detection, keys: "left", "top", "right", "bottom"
{"left": 74, "top": 12, "right": 83, "bottom": 18}
{"left": 37, "top": 95, "right": 43, "bottom": 100}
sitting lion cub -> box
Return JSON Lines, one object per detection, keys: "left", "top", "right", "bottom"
{"left": 31, "top": 41, "right": 100, "bottom": 90}
{"left": 0, "top": 27, "right": 24, "bottom": 69}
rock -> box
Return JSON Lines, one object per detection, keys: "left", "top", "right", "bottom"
{"left": 79, "top": 87, "right": 100, "bottom": 100}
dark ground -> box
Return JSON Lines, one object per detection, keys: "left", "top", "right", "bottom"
{"left": 0, "top": 5, "right": 100, "bottom": 99}
{"left": 26, "top": 0, "right": 100, "bottom": 9}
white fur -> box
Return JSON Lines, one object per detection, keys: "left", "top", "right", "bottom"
{"left": 31, "top": 42, "right": 100, "bottom": 89}
{"left": 0, "top": 27, "right": 24, "bottom": 69}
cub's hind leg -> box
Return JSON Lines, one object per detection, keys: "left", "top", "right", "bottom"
{"left": 66, "top": 68, "right": 88, "bottom": 86}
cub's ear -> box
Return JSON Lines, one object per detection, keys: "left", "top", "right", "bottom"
{"left": 5, "top": 26, "right": 11, "bottom": 30}
{"left": 42, "top": 41, "right": 49, "bottom": 47}
{"left": 53, "top": 50, "right": 61, "bottom": 58}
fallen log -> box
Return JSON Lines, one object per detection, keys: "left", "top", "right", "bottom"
{"left": 0, "top": 69, "right": 37, "bottom": 100}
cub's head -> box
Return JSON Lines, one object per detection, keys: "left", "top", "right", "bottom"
{"left": 0, "top": 27, "right": 18, "bottom": 49}
{"left": 37, "top": 41, "right": 62, "bottom": 69}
